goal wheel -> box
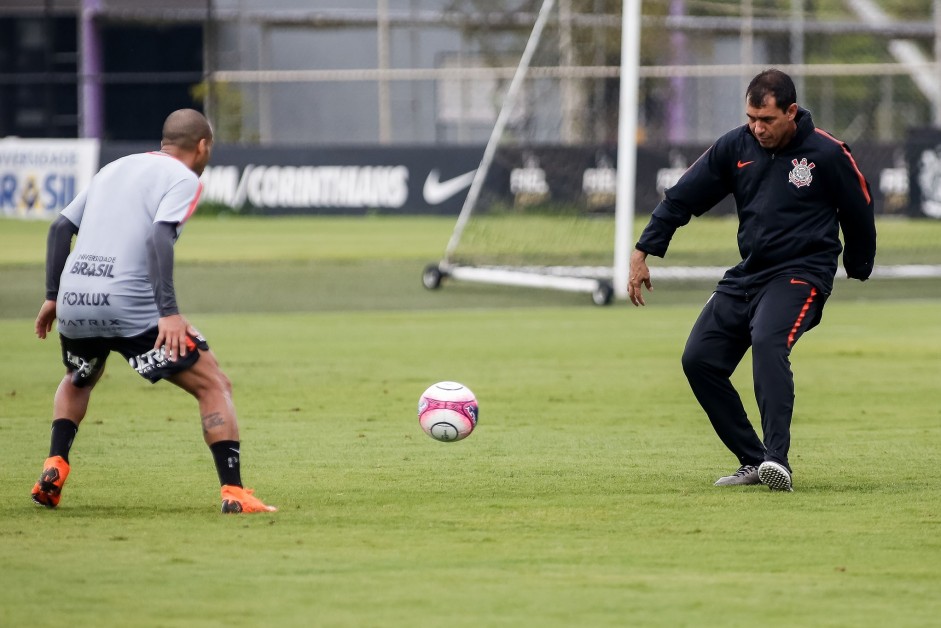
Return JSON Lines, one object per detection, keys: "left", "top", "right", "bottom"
{"left": 422, "top": 264, "right": 444, "bottom": 290}
{"left": 592, "top": 281, "right": 614, "bottom": 306}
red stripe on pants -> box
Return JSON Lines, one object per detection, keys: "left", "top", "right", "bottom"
{"left": 787, "top": 287, "right": 818, "bottom": 349}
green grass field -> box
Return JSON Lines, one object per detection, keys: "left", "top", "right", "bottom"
{"left": 1, "top": 216, "right": 940, "bottom": 627}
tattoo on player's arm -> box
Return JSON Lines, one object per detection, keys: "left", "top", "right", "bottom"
{"left": 201, "top": 412, "right": 225, "bottom": 433}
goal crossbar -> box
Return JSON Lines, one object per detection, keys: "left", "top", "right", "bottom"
{"left": 431, "top": 0, "right": 641, "bottom": 306}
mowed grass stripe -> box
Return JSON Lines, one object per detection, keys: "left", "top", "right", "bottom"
{"left": 4, "top": 215, "right": 941, "bottom": 267}
{"left": 1, "top": 301, "right": 939, "bottom": 627}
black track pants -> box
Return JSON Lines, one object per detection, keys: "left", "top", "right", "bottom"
{"left": 681, "top": 276, "right": 824, "bottom": 472}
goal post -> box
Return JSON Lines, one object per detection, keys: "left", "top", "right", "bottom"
{"left": 614, "top": 0, "right": 642, "bottom": 301}
{"left": 423, "top": 0, "right": 641, "bottom": 306}
{"left": 442, "top": 0, "right": 557, "bottom": 264}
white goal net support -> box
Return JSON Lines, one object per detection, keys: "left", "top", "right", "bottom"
{"left": 423, "top": 0, "right": 637, "bottom": 305}
{"left": 420, "top": 0, "right": 941, "bottom": 304}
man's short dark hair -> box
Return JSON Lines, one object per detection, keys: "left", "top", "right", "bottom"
{"left": 746, "top": 69, "right": 797, "bottom": 111}
{"left": 161, "top": 109, "right": 213, "bottom": 151}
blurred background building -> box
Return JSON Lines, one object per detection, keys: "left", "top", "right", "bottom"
{"left": 3, "top": 0, "right": 940, "bottom": 146}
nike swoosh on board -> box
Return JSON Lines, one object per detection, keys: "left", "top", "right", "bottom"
{"left": 423, "top": 169, "right": 477, "bottom": 205}
{"left": 737, "top": 160, "right": 755, "bottom": 168}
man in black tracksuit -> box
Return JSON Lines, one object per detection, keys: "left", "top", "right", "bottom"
{"left": 628, "top": 69, "right": 876, "bottom": 491}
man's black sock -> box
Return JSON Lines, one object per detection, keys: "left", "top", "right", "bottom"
{"left": 209, "top": 440, "right": 242, "bottom": 487}
{"left": 49, "top": 418, "right": 78, "bottom": 463}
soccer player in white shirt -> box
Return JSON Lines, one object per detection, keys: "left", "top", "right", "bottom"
{"left": 32, "top": 109, "right": 276, "bottom": 514}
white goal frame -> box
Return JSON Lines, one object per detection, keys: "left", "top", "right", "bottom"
{"left": 427, "top": 0, "right": 643, "bottom": 306}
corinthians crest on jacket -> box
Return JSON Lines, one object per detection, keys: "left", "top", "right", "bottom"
{"left": 788, "top": 157, "right": 815, "bottom": 188}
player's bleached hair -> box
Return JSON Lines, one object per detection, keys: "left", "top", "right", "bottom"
{"left": 161, "top": 109, "right": 213, "bottom": 151}
{"left": 746, "top": 69, "right": 797, "bottom": 111}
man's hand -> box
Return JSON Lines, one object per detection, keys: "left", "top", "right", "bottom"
{"left": 628, "top": 249, "right": 653, "bottom": 307}
{"left": 35, "top": 299, "right": 57, "bottom": 339}
{"left": 155, "top": 313, "right": 194, "bottom": 361}
{"left": 844, "top": 257, "right": 873, "bottom": 282}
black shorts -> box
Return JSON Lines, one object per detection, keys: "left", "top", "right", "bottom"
{"left": 60, "top": 327, "right": 210, "bottom": 387}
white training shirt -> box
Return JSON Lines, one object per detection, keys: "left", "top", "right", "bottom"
{"left": 56, "top": 151, "right": 202, "bottom": 338}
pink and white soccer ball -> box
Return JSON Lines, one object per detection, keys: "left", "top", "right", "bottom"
{"left": 417, "top": 381, "right": 478, "bottom": 442}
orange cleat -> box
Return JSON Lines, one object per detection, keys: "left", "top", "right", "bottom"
{"left": 220, "top": 485, "right": 277, "bottom": 514}
{"left": 31, "top": 456, "right": 71, "bottom": 508}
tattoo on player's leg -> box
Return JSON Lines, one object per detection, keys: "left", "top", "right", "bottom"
{"left": 201, "top": 412, "right": 225, "bottom": 434}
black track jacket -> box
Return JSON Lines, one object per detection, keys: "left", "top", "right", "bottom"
{"left": 636, "top": 107, "right": 876, "bottom": 297}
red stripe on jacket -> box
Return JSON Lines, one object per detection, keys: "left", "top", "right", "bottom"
{"left": 814, "top": 128, "right": 871, "bottom": 205}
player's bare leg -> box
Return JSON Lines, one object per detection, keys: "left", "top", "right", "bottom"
{"left": 53, "top": 371, "right": 99, "bottom": 426}
{"left": 32, "top": 370, "right": 102, "bottom": 508}
{"left": 168, "top": 349, "right": 239, "bottom": 445}
{"left": 169, "top": 350, "right": 275, "bottom": 513}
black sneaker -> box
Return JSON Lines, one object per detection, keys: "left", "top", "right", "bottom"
{"left": 758, "top": 461, "right": 793, "bottom": 492}
{"left": 714, "top": 464, "right": 760, "bottom": 486}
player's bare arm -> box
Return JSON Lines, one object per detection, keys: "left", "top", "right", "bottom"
{"left": 35, "top": 299, "right": 57, "bottom": 339}
{"left": 628, "top": 249, "right": 653, "bottom": 307}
